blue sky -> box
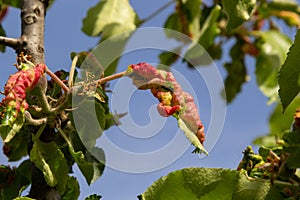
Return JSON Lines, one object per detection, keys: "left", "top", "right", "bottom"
{"left": 0, "top": 0, "right": 298, "bottom": 199}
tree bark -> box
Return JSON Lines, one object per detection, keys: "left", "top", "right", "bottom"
{"left": 20, "top": 1, "right": 60, "bottom": 199}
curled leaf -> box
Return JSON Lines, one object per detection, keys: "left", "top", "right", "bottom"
{"left": 0, "top": 64, "right": 46, "bottom": 143}
{"left": 127, "top": 63, "right": 206, "bottom": 154}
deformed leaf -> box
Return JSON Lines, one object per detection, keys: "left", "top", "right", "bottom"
{"left": 82, "top": 0, "right": 138, "bottom": 37}
{"left": 221, "top": 0, "right": 256, "bottom": 31}
{"left": 178, "top": 119, "right": 207, "bottom": 155}
{"left": 278, "top": 29, "right": 300, "bottom": 111}
{"left": 30, "top": 139, "right": 68, "bottom": 194}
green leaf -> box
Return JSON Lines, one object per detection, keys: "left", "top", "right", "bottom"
{"left": 255, "top": 30, "right": 292, "bottom": 103}
{"left": 2, "top": 126, "right": 29, "bottom": 161}
{"left": 82, "top": 0, "right": 138, "bottom": 37}
{"left": 159, "top": 48, "right": 181, "bottom": 67}
{"left": 183, "top": 5, "right": 221, "bottom": 66}
{"left": 30, "top": 139, "right": 68, "bottom": 194}
{"left": 2, "top": 0, "right": 21, "bottom": 8}
{"left": 0, "top": 114, "right": 24, "bottom": 143}
{"left": 223, "top": 41, "right": 247, "bottom": 103}
{"left": 61, "top": 176, "right": 80, "bottom": 200}
{"left": 0, "top": 165, "right": 30, "bottom": 200}
{"left": 69, "top": 146, "right": 105, "bottom": 185}
{"left": 138, "top": 168, "right": 238, "bottom": 200}
{"left": 164, "top": 0, "right": 201, "bottom": 40}
{"left": 178, "top": 119, "right": 207, "bottom": 155}
{"left": 0, "top": 24, "right": 6, "bottom": 52}
{"left": 221, "top": 0, "right": 256, "bottom": 32}
{"left": 139, "top": 167, "right": 300, "bottom": 200}
{"left": 198, "top": 5, "right": 221, "bottom": 49}
{"left": 253, "top": 98, "right": 300, "bottom": 146}
{"left": 13, "top": 197, "right": 35, "bottom": 200}
{"left": 282, "top": 130, "right": 300, "bottom": 168}
{"left": 85, "top": 194, "right": 102, "bottom": 200}
{"left": 61, "top": 129, "right": 105, "bottom": 185}
{"left": 70, "top": 99, "right": 106, "bottom": 149}
{"left": 278, "top": 29, "right": 300, "bottom": 111}
{"left": 269, "top": 98, "right": 300, "bottom": 137}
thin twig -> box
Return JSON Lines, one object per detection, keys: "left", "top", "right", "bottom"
{"left": 68, "top": 55, "right": 77, "bottom": 87}
{"left": 46, "top": 68, "right": 69, "bottom": 93}
{"left": 0, "top": 36, "right": 22, "bottom": 49}
{"left": 139, "top": 0, "right": 176, "bottom": 25}
{"left": 96, "top": 70, "right": 127, "bottom": 85}
{"left": 24, "top": 111, "right": 47, "bottom": 126}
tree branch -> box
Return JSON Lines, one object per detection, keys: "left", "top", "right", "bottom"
{"left": 0, "top": 36, "right": 22, "bottom": 49}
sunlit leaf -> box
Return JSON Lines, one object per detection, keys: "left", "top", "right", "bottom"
{"left": 278, "top": 29, "right": 300, "bottom": 111}
{"left": 198, "top": 5, "right": 221, "bottom": 49}
{"left": 255, "top": 30, "right": 292, "bottom": 103}
{"left": 221, "top": 0, "right": 256, "bottom": 32}
{"left": 0, "top": 114, "right": 24, "bottom": 143}
{"left": 139, "top": 167, "right": 300, "bottom": 200}
{"left": 82, "top": 0, "right": 138, "bottom": 37}
{"left": 184, "top": 5, "right": 221, "bottom": 66}
{"left": 178, "top": 119, "right": 207, "bottom": 155}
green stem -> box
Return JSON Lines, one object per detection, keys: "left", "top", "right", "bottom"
{"left": 57, "top": 127, "right": 72, "bottom": 148}
{"left": 34, "top": 123, "right": 47, "bottom": 140}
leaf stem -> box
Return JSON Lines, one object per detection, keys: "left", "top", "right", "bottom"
{"left": 45, "top": 68, "right": 69, "bottom": 93}
{"left": 24, "top": 111, "right": 47, "bottom": 126}
{"left": 139, "top": 0, "right": 176, "bottom": 25}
